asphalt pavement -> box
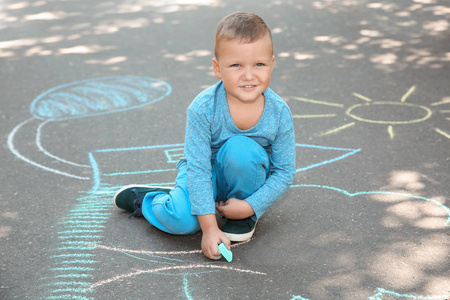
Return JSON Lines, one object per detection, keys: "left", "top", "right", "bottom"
{"left": 1, "top": 0, "right": 449, "bottom": 299}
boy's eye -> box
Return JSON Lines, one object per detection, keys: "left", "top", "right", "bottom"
{"left": 256, "top": 63, "right": 265, "bottom": 67}
{"left": 230, "top": 64, "right": 240, "bottom": 67}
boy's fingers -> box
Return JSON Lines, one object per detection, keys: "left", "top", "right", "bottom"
{"left": 207, "top": 252, "right": 221, "bottom": 260}
{"left": 203, "top": 245, "right": 220, "bottom": 260}
{"left": 216, "top": 204, "right": 225, "bottom": 215}
{"left": 224, "top": 239, "right": 231, "bottom": 249}
{"left": 210, "top": 246, "right": 222, "bottom": 259}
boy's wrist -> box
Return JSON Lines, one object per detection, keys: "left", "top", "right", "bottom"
{"left": 197, "top": 214, "right": 219, "bottom": 232}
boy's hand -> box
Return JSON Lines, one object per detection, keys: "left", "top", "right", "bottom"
{"left": 216, "top": 198, "right": 254, "bottom": 219}
{"left": 197, "top": 214, "right": 230, "bottom": 260}
{"left": 201, "top": 226, "right": 230, "bottom": 260}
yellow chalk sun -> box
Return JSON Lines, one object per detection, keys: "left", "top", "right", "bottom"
{"left": 292, "top": 86, "right": 450, "bottom": 140}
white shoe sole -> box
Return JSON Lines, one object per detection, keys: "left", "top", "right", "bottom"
{"left": 223, "top": 221, "right": 258, "bottom": 242}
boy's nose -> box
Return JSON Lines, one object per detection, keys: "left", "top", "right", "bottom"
{"left": 242, "top": 67, "right": 254, "bottom": 80}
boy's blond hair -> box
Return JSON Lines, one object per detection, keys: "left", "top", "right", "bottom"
{"left": 214, "top": 12, "right": 273, "bottom": 59}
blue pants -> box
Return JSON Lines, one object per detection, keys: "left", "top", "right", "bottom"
{"left": 141, "top": 136, "right": 270, "bottom": 234}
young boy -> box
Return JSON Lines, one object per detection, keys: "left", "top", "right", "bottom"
{"left": 114, "top": 12, "right": 296, "bottom": 260}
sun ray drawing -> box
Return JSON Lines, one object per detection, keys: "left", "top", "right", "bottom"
{"left": 292, "top": 85, "right": 450, "bottom": 140}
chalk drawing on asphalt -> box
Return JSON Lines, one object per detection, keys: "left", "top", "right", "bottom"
{"left": 55, "top": 145, "right": 447, "bottom": 300}
{"left": 80, "top": 183, "right": 449, "bottom": 299}
{"left": 30, "top": 76, "right": 171, "bottom": 121}
{"left": 86, "top": 240, "right": 266, "bottom": 291}
{"left": 292, "top": 85, "right": 450, "bottom": 140}
{"left": 42, "top": 142, "right": 362, "bottom": 300}
{"left": 6, "top": 77, "right": 449, "bottom": 299}
{"left": 7, "top": 117, "right": 91, "bottom": 180}
{"left": 7, "top": 76, "right": 171, "bottom": 180}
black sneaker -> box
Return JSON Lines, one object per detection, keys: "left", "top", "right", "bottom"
{"left": 222, "top": 218, "right": 257, "bottom": 242}
{"left": 113, "top": 185, "right": 172, "bottom": 218}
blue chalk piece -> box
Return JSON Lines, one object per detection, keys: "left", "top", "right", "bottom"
{"left": 218, "top": 243, "right": 232, "bottom": 262}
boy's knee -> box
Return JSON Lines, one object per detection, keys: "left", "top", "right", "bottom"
{"left": 225, "top": 135, "right": 255, "bottom": 150}
{"left": 220, "top": 136, "right": 269, "bottom": 170}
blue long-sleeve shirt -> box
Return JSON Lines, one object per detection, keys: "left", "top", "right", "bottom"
{"left": 184, "top": 81, "right": 296, "bottom": 220}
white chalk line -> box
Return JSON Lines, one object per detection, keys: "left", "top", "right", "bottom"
{"left": 87, "top": 264, "right": 267, "bottom": 289}
{"left": 7, "top": 118, "right": 90, "bottom": 180}
{"left": 37, "top": 120, "right": 91, "bottom": 168}
{"left": 92, "top": 239, "right": 252, "bottom": 256}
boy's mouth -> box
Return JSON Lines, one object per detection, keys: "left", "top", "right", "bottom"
{"left": 240, "top": 85, "right": 257, "bottom": 89}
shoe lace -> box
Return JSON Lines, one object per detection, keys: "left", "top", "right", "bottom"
{"left": 128, "top": 188, "right": 144, "bottom": 218}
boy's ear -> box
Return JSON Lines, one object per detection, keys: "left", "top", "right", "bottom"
{"left": 212, "top": 58, "right": 222, "bottom": 79}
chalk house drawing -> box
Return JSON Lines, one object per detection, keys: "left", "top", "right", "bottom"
{"left": 6, "top": 77, "right": 449, "bottom": 299}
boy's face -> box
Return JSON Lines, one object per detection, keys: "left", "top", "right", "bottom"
{"left": 212, "top": 36, "right": 275, "bottom": 104}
